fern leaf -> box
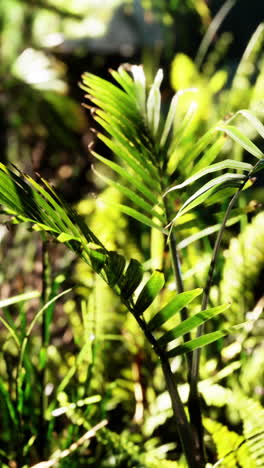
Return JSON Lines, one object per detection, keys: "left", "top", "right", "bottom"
{"left": 221, "top": 212, "right": 264, "bottom": 322}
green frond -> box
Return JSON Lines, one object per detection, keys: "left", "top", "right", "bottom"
{"left": 169, "top": 173, "right": 246, "bottom": 223}
{"left": 82, "top": 66, "right": 263, "bottom": 239}
{"left": 204, "top": 395, "right": 264, "bottom": 467}
{"left": 221, "top": 211, "right": 264, "bottom": 322}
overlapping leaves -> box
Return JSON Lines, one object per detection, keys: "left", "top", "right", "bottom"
{"left": 1, "top": 65, "right": 263, "bottom": 362}
{"left": 0, "top": 163, "right": 235, "bottom": 358}
{"left": 81, "top": 66, "right": 263, "bottom": 238}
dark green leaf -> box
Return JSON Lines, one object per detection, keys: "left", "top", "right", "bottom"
{"left": 105, "top": 251, "right": 126, "bottom": 287}
{"left": 120, "top": 259, "right": 144, "bottom": 299}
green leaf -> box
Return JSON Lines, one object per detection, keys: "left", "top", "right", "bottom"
{"left": 177, "top": 215, "right": 242, "bottom": 249}
{"left": 0, "top": 316, "right": 20, "bottom": 347}
{"left": 0, "top": 378, "right": 18, "bottom": 425}
{"left": 250, "top": 158, "right": 264, "bottom": 176}
{"left": 161, "top": 89, "right": 198, "bottom": 148}
{"left": 233, "top": 109, "right": 264, "bottom": 139}
{"left": 160, "top": 92, "right": 179, "bottom": 147}
{"left": 173, "top": 100, "right": 198, "bottom": 145}
{"left": 191, "top": 136, "right": 225, "bottom": 174}
{"left": 105, "top": 251, "right": 126, "bottom": 288}
{"left": 147, "top": 69, "right": 163, "bottom": 136}
{"left": 19, "top": 289, "right": 72, "bottom": 370}
{"left": 94, "top": 110, "right": 158, "bottom": 177}
{"left": 171, "top": 173, "right": 245, "bottom": 221}
{"left": 217, "top": 125, "right": 263, "bottom": 159}
{"left": 82, "top": 73, "right": 136, "bottom": 116}
{"left": 0, "top": 290, "right": 40, "bottom": 308}
{"left": 93, "top": 168, "right": 164, "bottom": 222}
{"left": 148, "top": 288, "right": 202, "bottom": 331}
{"left": 131, "top": 65, "right": 146, "bottom": 114}
{"left": 134, "top": 270, "right": 165, "bottom": 315}
{"left": 166, "top": 325, "right": 239, "bottom": 357}
{"left": 165, "top": 160, "right": 252, "bottom": 194}
{"left": 57, "top": 233, "right": 79, "bottom": 243}
{"left": 170, "top": 122, "right": 215, "bottom": 170}
{"left": 111, "top": 203, "right": 165, "bottom": 232}
{"left": 97, "top": 132, "right": 158, "bottom": 190}
{"left": 92, "top": 151, "right": 158, "bottom": 204}
{"left": 120, "top": 259, "right": 144, "bottom": 299}
{"left": 158, "top": 303, "right": 230, "bottom": 347}
{"left": 110, "top": 67, "right": 136, "bottom": 98}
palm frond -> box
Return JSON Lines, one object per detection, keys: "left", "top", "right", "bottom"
{"left": 82, "top": 66, "right": 263, "bottom": 237}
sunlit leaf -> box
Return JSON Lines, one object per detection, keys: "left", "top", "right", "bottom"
{"left": 170, "top": 173, "right": 245, "bottom": 221}
{"left": 92, "top": 151, "right": 158, "bottom": 204}
{"left": 148, "top": 288, "right": 202, "bottom": 331}
{"left": 165, "top": 160, "right": 252, "bottom": 194}
{"left": 217, "top": 125, "right": 263, "bottom": 158}
{"left": 166, "top": 325, "right": 240, "bottom": 357}
{"left": 158, "top": 304, "right": 230, "bottom": 347}
{"left": 134, "top": 270, "right": 165, "bottom": 315}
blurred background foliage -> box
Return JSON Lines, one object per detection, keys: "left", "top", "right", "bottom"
{"left": 0, "top": 0, "right": 264, "bottom": 467}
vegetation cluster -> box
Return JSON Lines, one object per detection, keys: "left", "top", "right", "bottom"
{"left": 0, "top": 1, "right": 263, "bottom": 467}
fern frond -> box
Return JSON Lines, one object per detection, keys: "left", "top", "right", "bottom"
{"left": 221, "top": 211, "right": 264, "bottom": 322}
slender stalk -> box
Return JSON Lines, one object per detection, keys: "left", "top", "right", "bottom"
{"left": 163, "top": 193, "right": 205, "bottom": 462}
{"left": 195, "top": 0, "right": 236, "bottom": 69}
{"left": 168, "top": 231, "right": 184, "bottom": 294}
{"left": 39, "top": 240, "right": 51, "bottom": 458}
{"left": 135, "top": 313, "right": 204, "bottom": 468}
{"left": 188, "top": 173, "right": 253, "bottom": 455}
{"left": 160, "top": 356, "right": 205, "bottom": 468}
{"left": 163, "top": 196, "right": 190, "bottom": 335}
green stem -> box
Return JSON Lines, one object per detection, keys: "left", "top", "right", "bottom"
{"left": 39, "top": 241, "right": 51, "bottom": 458}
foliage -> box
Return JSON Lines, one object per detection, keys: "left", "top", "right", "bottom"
{"left": 220, "top": 211, "right": 264, "bottom": 323}
{"left": 1, "top": 4, "right": 264, "bottom": 467}
{"left": 0, "top": 55, "right": 264, "bottom": 468}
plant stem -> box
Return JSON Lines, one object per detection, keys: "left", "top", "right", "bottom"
{"left": 163, "top": 195, "right": 204, "bottom": 463}
{"left": 163, "top": 196, "right": 190, "bottom": 336}
{"left": 134, "top": 312, "right": 204, "bottom": 467}
{"left": 160, "top": 355, "right": 205, "bottom": 468}
{"left": 39, "top": 241, "right": 51, "bottom": 458}
{"left": 188, "top": 174, "right": 252, "bottom": 457}
{"left": 195, "top": 0, "right": 236, "bottom": 69}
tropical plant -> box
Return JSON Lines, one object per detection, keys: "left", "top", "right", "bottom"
{"left": 0, "top": 63, "right": 263, "bottom": 467}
